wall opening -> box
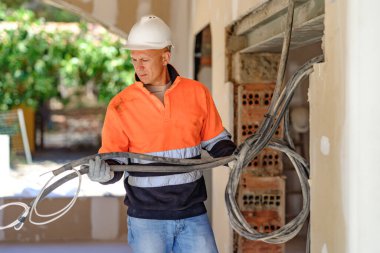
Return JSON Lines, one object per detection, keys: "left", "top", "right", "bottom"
{"left": 226, "top": 0, "right": 324, "bottom": 252}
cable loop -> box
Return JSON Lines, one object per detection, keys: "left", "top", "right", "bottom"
{"left": 0, "top": 2, "right": 324, "bottom": 252}
{"left": 28, "top": 169, "right": 82, "bottom": 226}
{"left": 0, "top": 202, "right": 29, "bottom": 230}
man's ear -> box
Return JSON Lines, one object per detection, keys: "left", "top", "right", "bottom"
{"left": 162, "top": 51, "right": 171, "bottom": 66}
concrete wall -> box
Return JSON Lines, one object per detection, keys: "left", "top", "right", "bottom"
{"left": 310, "top": 0, "right": 380, "bottom": 252}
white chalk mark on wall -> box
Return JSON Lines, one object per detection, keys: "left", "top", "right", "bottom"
{"left": 320, "top": 136, "right": 330, "bottom": 156}
{"left": 321, "top": 243, "right": 328, "bottom": 253}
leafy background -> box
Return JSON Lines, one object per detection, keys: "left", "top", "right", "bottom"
{"left": 0, "top": 1, "right": 134, "bottom": 111}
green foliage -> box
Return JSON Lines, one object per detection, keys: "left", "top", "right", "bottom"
{"left": 0, "top": 4, "right": 134, "bottom": 111}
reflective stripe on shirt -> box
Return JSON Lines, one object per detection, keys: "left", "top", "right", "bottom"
{"left": 128, "top": 170, "right": 203, "bottom": 188}
{"left": 127, "top": 144, "right": 203, "bottom": 187}
{"left": 130, "top": 144, "right": 202, "bottom": 164}
{"left": 201, "top": 129, "right": 231, "bottom": 151}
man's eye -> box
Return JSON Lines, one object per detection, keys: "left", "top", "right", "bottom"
{"left": 142, "top": 59, "right": 149, "bottom": 62}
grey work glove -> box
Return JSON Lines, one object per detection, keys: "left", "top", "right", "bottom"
{"left": 88, "top": 156, "right": 114, "bottom": 183}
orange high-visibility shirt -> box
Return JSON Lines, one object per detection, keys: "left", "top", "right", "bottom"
{"left": 98, "top": 66, "right": 235, "bottom": 219}
{"left": 99, "top": 77, "right": 224, "bottom": 155}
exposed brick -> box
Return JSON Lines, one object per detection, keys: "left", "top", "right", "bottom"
{"left": 238, "top": 83, "right": 276, "bottom": 109}
{"left": 237, "top": 237, "right": 285, "bottom": 253}
{"left": 235, "top": 210, "right": 285, "bottom": 253}
{"left": 232, "top": 53, "right": 280, "bottom": 83}
{"left": 235, "top": 209, "right": 285, "bottom": 253}
{"left": 237, "top": 111, "right": 284, "bottom": 143}
{"left": 245, "top": 148, "right": 283, "bottom": 176}
{"left": 239, "top": 175, "right": 285, "bottom": 213}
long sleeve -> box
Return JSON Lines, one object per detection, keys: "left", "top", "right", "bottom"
{"left": 99, "top": 97, "right": 130, "bottom": 184}
{"left": 200, "top": 87, "right": 236, "bottom": 158}
{"left": 99, "top": 97, "right": 129, "bottom": 154}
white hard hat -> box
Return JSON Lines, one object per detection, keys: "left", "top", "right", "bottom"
{"left": 125, "top": 15, "right": 173, "bottom": 50}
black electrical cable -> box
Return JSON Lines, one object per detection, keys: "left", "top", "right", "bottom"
{"left": 4, "top": 1, "right": 324, "bottom": 252}
{"left": 11, "top": 54, "right": 323, "bottom": 245}
{"left": 225, "top": 55, "right": 322, "bottom": 245}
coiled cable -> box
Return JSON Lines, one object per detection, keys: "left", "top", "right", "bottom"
{"left": 0, "top": 169, "right": 82, "bottom": 231}
{"left": 0, "top": 1, "right": 323, "bottom": 252}
{"left": 0, "top": 54, "right": 322, "bottom": 247}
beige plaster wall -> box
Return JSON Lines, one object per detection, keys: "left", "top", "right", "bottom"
{"left": 310, "top": 0, "right": 380, "bottom": 252}
{"left": 308, "top": 0, "right": 347, "bottom": 252}
{"left": 45, "top": 0, "right": 171, "bottom": 38}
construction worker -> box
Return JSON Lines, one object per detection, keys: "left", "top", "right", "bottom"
{"left": 88, "top": 15, "right": 236, "bottom": 253}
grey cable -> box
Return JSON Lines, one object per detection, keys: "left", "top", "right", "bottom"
{"left": 4, "top": 1, "right": 323, "bottom": 251}
{"left": 225, "top": 55, "right": 322, "bottom": 245}
{"left": 9, "top": 54, "right": 323, "bottom": 247}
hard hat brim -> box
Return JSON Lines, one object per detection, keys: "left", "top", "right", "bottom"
{"left": 124, "top": 41, "right": 173, "bottom": 50}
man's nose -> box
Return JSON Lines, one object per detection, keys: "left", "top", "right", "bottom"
{"left": 134, "top": 62, "right": 144, "bottom": 70}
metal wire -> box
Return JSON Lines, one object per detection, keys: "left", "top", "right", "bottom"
{"left": 3, "top": 55, "right": 323, "bottom": 248}
{"left": 0, "top": 1, "right": 324, "bottom": 251}
{"left": 226, "top": 55, "right": 322, "bottom": 246}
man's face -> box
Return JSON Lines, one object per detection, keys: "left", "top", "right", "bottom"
{"left": 130, "top": 49, "right": 171, "bottom": 85}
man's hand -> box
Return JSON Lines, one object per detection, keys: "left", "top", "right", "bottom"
{"left": 88, "top": 156, "right": 114, "bottom": 183}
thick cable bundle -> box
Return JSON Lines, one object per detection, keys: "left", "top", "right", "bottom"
{"left": 0, "top": 55, "right": 322, "bottom": 246}
{"left": 0, "top": 1, "right": 324, "bottom": 252}
{"left": 225, "top": 55, "right": 323, "bottom": 244}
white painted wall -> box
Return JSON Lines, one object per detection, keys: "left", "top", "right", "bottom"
{"left": 0, "top": 135, "right": 10, "bottom": 175}
{"left": 310, "top": 0, "right": 380, "bottom": 252}
{"left": 346, "top": 1, "right": 380, "bottom": 252}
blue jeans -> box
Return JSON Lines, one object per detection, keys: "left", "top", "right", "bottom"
{"left": 127, "top": 213, "right": 219, "bottom": 253}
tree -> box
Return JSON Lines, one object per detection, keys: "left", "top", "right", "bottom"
{"left": 0, "top": 3, "right": 134, "bottom": 111}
